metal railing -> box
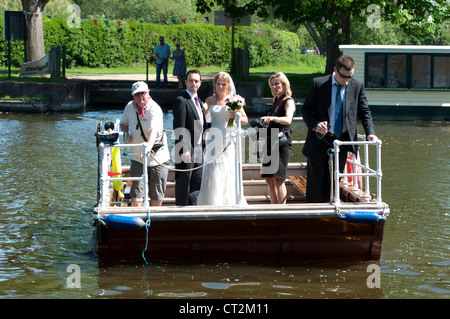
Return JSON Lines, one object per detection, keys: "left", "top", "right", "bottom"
{"left": 332, "top": 138, "right": 383, "bottom": 205}
{"left": 234, "top": 113, "right": 244, "bottom": 205}
{"left": 96, "top": 117, "right": 383, "bottom": 208}
{"left": 98, "top": 140, "right": 150, "bottom": 210}
{"left": 289, "top": 117, "right": 383, "bottom": 205}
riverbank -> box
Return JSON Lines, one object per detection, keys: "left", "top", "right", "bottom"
{"left": 0, "top": 80, "right": 89, "bottom": 113}
{"left": 1, "top": 73, "right": 296, "bottom": 114}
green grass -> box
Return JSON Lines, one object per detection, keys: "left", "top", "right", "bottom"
{"left": 1, "top": 55, "right": 326, "bottom": 97}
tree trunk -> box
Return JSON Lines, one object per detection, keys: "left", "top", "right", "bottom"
{"left": 325, "top": 15, "right": 351, "bottom": 74}
{"left": 22, "top": 0, "right": 49, "bottom": 62}
{"left": 304, "top": 22, "right": 324, "bottom": 56}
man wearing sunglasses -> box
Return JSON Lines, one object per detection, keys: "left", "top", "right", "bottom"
{"left": 301, "top": 55, "right": 378, "bottom": 203}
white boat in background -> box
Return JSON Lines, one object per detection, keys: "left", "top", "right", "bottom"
{"left": 340, "top": 45, "right": 450, "bottom": 120}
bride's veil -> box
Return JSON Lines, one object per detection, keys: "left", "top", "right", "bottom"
{"left": 216, "top": 71, "right": 236, "bottom": 95}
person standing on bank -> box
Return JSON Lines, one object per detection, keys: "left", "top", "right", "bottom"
{"left": 120, "top": 81, "right": 170, "bottom": 206}
{"left": 260, "top": 72, "right": 296, "bottom": 204}
{"left": 301, "top": 55, "right": 378, "bottom": 203}
{"left": 154, "top": 36, "right": 171, "bottom": 90}
{"left": 173, "top": 69, "right": 207, "bottom": 205}
{"left": 170, "top": 42, "right": 186, "bottom": 90}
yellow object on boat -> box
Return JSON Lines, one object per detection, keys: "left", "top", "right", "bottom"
{"left": 111, "top": 147, "right": 123, "bottom": 191}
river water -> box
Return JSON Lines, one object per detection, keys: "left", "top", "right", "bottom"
{"left": 0, "top": 110, "right": 448, "bottom": 301}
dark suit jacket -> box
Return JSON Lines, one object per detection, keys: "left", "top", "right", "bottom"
{"left": 301, "top": 74, "right": 375, "bottom": 160}
{"left": 173, "top": 91, "right": 207, "bottom": 160}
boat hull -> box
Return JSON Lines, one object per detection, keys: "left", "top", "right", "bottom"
{"left": 95, "top": 205, "right": 385, "bottom": 264}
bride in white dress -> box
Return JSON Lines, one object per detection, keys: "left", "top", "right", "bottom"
{"left": 197, "top": 72, "right": 249, "bottom": 206}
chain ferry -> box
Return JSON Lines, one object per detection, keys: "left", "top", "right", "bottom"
{"left": 92, "top": 117, "right": 389, "bottom": 264}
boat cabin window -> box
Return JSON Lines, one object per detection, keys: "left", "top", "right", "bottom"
{"left": 434, "top": 56, "right": 450, "bottom": 88}
{"left": 365, "top": 53, "right": 450, "bottom": 90}
{"left": 412, "top": 55, "right": 431, "bottom": 88}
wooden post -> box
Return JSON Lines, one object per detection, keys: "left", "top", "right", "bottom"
{"left": 231, "top": 18, "right": 236, "bottom": 74}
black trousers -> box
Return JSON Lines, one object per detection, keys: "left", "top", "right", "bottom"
{"left": 175, "top": 161, "right": 203, "bottom": 205}
{"left": 306, "top": 133, "right": 352, "bottom": 203}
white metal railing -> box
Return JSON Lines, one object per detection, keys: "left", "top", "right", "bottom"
{"left": 291, "top": 117, "right": 305, "bottom": 145}
{"left": 97, "top": 117, "right": 382, "bottom": 209}
{"left": 98, "top": 140, "right": 150, "bottom": 210}
{"left": 290, "top": 117, "right": 382, "bottom": 204}
{"left": 332, "top": 138, "right": 383, "bottom": 205}
{"left": 234, "top": 113, "right": 244, "bottom": 205}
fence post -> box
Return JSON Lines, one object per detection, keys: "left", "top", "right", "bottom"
{"left": 50, "top": 46, "right": 56, "bottom": 81}
{"left": 62, "top": 45, "right": 66, "bottom": 78}
{"left": 231, "top": 48, "right": 249, "bottom": 79}
{"left": 146, "top": 57, "right": 149, "bottom": 83}
{"left": 50, "top": 46, "right": 61, "bottom": 81}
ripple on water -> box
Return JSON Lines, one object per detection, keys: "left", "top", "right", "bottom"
{"left": 1, "top": 114, "right": 449, "bottom": 299}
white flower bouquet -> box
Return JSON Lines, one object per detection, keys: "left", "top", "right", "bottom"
{"left": 225, "top": 94, "right": 245, "bottom": 127}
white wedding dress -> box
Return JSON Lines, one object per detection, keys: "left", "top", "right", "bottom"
{"left": 197, "top": 105, "right": 247, "bottom": 206}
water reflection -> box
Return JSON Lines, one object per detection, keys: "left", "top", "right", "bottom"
{"left": 0, "top": 111, "right": 448, "bottom": 299}
{"left": 96, "top": 262, "right": 382, "bottom": 299}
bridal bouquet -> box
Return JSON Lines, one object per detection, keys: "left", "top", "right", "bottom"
{"left": 225, "top": 94, "right": 246, "bottom": 127}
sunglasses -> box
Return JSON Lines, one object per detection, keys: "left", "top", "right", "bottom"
{"left": 337, "top": 69, "right": 354, "bottom": 79}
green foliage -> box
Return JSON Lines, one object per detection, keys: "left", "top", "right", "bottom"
{"left": 239, "top": 25, "right": 302, "bottom": 67}
{"left": 72, "top": 0, "right": 202, "bottom": 22}
{"left": 0, "top": 15, "right": 303, "bottom": 69}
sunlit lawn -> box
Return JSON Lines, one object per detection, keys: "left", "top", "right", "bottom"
{"left": 1, "top": 56, "right": 326, "bottom": 97}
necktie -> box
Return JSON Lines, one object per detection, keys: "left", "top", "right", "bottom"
{"left": 334, "top": 84, "right": 344, "bottom": 138}
{"left": 194, "top": 96, "right": 201, "bottom": 112}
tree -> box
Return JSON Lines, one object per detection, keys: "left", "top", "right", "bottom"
{"left": 73, "top": 0, "right": 200, "bottom": 22}
{"left": 22, "top": 0, "right": 49, "bottom": 62}
{"left": 196, "top": 0, "right": 450, "bottom": 73}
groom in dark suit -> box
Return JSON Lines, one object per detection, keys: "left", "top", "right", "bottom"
{"left": 301, "top": 55, "right": 378, "bottom": 203}
{"left": 173, "top": 69, "right": 207, "bottom": 205}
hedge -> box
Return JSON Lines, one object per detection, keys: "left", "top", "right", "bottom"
{"left": 0, "top": 16, "right": 302, "bottom": 69}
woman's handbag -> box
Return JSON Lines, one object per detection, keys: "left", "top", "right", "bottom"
{"left": 278, "top": 131, "right": 288, "bottom": 147}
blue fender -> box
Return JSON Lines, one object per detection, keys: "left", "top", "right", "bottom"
{"left": 339, "top": 211, "right": 386, "bottom": 224}
{"left": 101, "top": 214, "right": 146, "bottom": 230}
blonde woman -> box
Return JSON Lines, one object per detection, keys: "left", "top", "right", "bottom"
{"left": 197, "top": 72, "right": 248, "bottom": 206}
{"left": 260, "top": 72, "right": 296, "bottom": 204}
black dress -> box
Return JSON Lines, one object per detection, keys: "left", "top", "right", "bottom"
{"left": 261, "top": 95, "right": 294, "bottom": 179}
